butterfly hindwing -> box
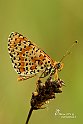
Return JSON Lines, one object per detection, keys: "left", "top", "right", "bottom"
{"left": 8, "top": 32, "right": 54, "bottom": 80}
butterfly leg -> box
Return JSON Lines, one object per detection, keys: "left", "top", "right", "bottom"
{"left": 39, "top": 67, "right": 52, "bottom": 79}
{"left": 54, "top": 70, "right": 58, "bottom": 80}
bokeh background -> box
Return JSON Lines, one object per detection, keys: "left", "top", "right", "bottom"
{"left": 0, "top": 0, "right": 83, "bottom": 124}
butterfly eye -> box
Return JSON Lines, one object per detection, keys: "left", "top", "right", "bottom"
{"left": 54, "top": 62, "right": 64, "bottom": 72}
{"left": 56, "top": 62, "right": 61, "bottom": 69}
{"left": 57, "top": 63, "right": 61, "bottom": 69}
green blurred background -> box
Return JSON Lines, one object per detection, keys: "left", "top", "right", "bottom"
{"left": 0, "top": 0, "right": 83, "bottom": 124}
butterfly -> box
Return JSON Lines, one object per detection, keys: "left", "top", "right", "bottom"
{"left": 8, "top": 32, "right": 77, "bottom": 81}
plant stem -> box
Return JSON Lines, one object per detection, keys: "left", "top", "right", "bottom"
{"left": 26, "top": 107, "right": 34, "bottom": 124}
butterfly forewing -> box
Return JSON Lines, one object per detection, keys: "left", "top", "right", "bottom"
{"left": 8, "top": 32, "right": 54, "bottom": 80}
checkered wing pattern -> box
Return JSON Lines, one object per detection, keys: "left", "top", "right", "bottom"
{"left": 8, "top": 32, "right": 54, "bottom": 80}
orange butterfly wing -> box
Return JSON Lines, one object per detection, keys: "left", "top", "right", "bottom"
{"left": 8, "top": 32, "right": 55, "bottom": 80}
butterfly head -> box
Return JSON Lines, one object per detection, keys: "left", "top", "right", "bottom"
{"left": 54, "top": 61, "right": 64, "bottom": 71}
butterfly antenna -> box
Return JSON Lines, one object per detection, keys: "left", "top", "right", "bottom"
{"left": 60, "top": 41, "right": 78, "bottom": 62}
{"left": 25, "top": 107, "right": 34, "bottom": 124}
